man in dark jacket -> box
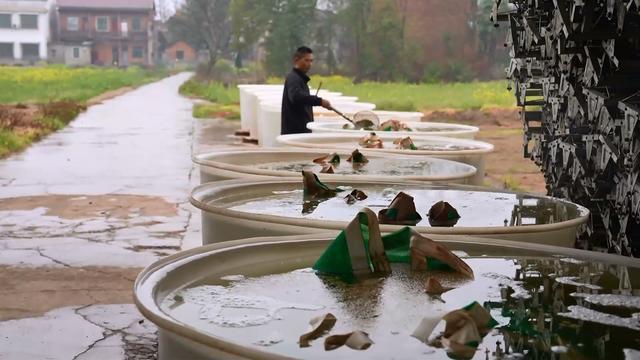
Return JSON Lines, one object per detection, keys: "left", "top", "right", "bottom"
{"left": 281, "top": 46, "right": 331, "bottom": 135}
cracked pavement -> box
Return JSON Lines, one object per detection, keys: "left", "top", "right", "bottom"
{"left": 0, "top": 73, "right": 242, "bottom": 359}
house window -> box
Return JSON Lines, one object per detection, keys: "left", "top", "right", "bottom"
{"left": 0, "top": 14, "right": 10, "bottom": 28}
{"left": 67, "top": 16, "right": 79, "bottom": 31}
{"left": 96, "top": 16, "right": 109, "bottom": 32}
{"left": 0, "top": 43, "right": 13, "bottom": 58}
{"left": 20, "top": 14, "right": 38, "bottom": 29}
{"left": 21, "top": 43, "right": 39, "bottom": 58}
{"left": 132, "top": 17, "right": 142, "bottom": 32}
{"left": 132, "top": 46, "right": 143, "bottom": 59}
{"left": 176, "top": 50, "right": 184, "bottom": 60}
{"left": 73, "top": 47, "right": 80, "bottom": 59}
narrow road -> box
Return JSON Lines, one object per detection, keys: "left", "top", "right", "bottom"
{"left": 0, "top": 73, "right": 237, "bottom": 359}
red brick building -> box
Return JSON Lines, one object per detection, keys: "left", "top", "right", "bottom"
{"left": 52, "top": 0, "right": 155, "bottom": 66}
{"left": 163, "top": 41, "right": 196, "bottom": 64}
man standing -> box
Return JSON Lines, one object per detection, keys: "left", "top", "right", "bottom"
{"left": 281, "top": 46, "right": 331, "bottom": 135}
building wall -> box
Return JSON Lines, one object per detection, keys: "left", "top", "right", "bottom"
{"left": 399, "top": 0, "right": 487, "bottom": 72}
{"left": 58, "top": 12, "right": 151, "bottom": 35}
{"left": 55, "top": 7, "right": 154, "bottom": 66}
{"left": 164, "top": 41, "right": 196, "bottom": 63}
{"left": 63, "top": 44, "right": 90, "bottom": 66}
{"left": 0, "top": 0, "right": 50, "bottom": 63}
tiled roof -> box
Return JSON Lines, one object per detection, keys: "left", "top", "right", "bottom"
{"left": 57, "top": 0, "right": 154, "bottom": 10}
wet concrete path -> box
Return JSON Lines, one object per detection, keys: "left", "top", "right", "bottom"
{"left": 0, "top": 73, "right": 240, "bottom": 359}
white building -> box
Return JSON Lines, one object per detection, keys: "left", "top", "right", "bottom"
{"left": 0, "top": 0, "right": 51, "bottom": 64}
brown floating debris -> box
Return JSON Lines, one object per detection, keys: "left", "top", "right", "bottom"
{"left": 324, "top": 331, "right": 373, "bottom": 351}
{"left": 412, "top": 303, "right": 497, "bottom": 358}
{"left": 302, "top": 170, "right": 341, "bottom": 198}
{"left": 313, "top": 153, "right": 341, "bottom": 165}
{"left": 425, "top": 277, "right": 451, "bottom": 295}
{"left": 378, "top": 119, "right": 411, "bottom": 131}
{"left": 409, "top": 232, "right": 474, "bottom": 278}
{"left": 377, "top": 192, "right": 422, "bottom": 225}
{"left": 320, "top": 163, "right": 335, "bottom": 174}
{"left": 411, "top": 314, "right": 444, "bottom": 343}
{"left": 358, "top": 132, "right": 384, "bottom": 148}
{"left": 393, "top": 136, "right": 417, "bottom": 150}
{"left": 428, "top": 201, "right": 461, "bottom": 227}
{"left": 299, "top": 313, "right": 337, "bottom": 348}
{"left": 347, "top": 149, "right": 369, "bottom": 164}
{"left": 344, "top": 189, "right": 367, "bottom": 205}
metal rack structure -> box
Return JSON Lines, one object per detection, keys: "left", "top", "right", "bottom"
{"left": 493, "top": 0, "right": 640, "bottom": 254}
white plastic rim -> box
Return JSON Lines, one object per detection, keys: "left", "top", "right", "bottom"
{"left": 192, "top": 149, "right": 477, "bottom": 184}
{"left": 277, "top": 132, "right": 494, "bottom": 185}
{"left": 307, "top": 120, "right": 479, "bottom": 139}
{"left": 190, "top": 178, "right": 589, "bottom": 245}
{"left": 313, "top": 102, "right": 376, "bottom": 115}
{"left": 254, "top": 95, "right": 364, "bottom": 143}
{"left": 135, "top": 234, "right": 637, "bottom": 360}
{"left": 314, "top": 110, "right": 424, "bottom": 123}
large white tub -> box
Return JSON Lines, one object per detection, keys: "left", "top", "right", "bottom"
{"left": 315, "top": 110, "right": 424, "bottom": 123}
{"left": 238, "top": 85, "right": 282, "bottom": 133}
{"left": 193, "top": 149, "right": 477, "bottom": 184}
{"left": 190, "top": 179, "right": 589, "bottom": 246}
{"left": 277, "top": 133, "right": 493, "bottom": 185}
{"left": 313, "top": 102, "right": 376, "bottom": 116}
{"left": 255, "top": 95, "right": 370, "bottom": 145}
{"left": 135, "top": 234, "right": 637, "bottom": 360}
{"left": 307, "top": 120, "right": 479, "bottom": 139}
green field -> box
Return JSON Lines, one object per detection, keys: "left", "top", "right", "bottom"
{"left": 0, "top": 65, "right": 167, "bottom": 104}
{"left": 181, "top": 75, "right": 515, "bottom": 114}
{"left": 0, "top": 66, "right": 168, "bottom": 157}
{"left": 286, "top": 76, "right": 516, "bottom": 111}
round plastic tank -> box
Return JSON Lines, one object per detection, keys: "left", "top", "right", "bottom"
{"left": 190, "top": 179, "right": 589, "bottom": 245}
{"left": 244, "top": 88, "right": 284, "bottom": 138}
{"left": 193, "top": 149, "right": 477, "bottom": 184}
{"left": 307, "top": 120, "right": 479, "bottom": 139}
{"left": 238, "top": 85, "right": 282, "bottom": 133}
{"left": 135, "top": 234, "right": 637, "bottom": 360}
{"left": 315, "top": 110, "right": 424, "bottom": 123}
{"left": 256, "top": 102, "right": 282, "bottom": 147}
{"left": 313, "top": 102, "right": 376, "bottom": 116}
{"left": 256, "top": 97, "right": 376, "bottom": 145}
{"left": 277, "top": 133, "right": 493, "bottom": 185}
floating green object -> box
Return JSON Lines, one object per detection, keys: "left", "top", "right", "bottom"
{"left": 302, "top": 170, "right": 343, "bottom": 198}
{"left": 313, "top": 208, "right": 474, "bottom": 282}
{"left": 313, "top": 208, "right": 390, "bottom": 282}
{"left": 313, "top": 153, "right": 341, "bottom": 165}
{"left": 428, "top": 201, "right": 461, "bottom": 227}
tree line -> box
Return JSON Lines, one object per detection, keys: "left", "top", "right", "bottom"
{"left": 168, "top": 0, "right": 505, "bottom": 82}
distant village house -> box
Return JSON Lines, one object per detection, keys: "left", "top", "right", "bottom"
{"left": 0, "top": 0, "right": 52, "bottom": 65}
{"left": 50, "top": 0, "right": 155, "bottom": 66}
{"left": 163, "top": 40, "right": 197, "bottom": 64}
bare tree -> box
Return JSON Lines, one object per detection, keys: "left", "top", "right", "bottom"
{"left": 170, "top": 0, "right": 231, "bottom": 74}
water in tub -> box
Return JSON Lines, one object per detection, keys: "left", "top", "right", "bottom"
{"left": 222, "top": 185, "right": 585, "bottom": 227}
{"left": 255, "top": 158, "right": 471, "bottom": 177}
{"left": 162, "top": 256, "right": 640, "bottom": 359}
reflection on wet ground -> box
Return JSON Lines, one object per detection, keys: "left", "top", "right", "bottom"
{"left": 0, "top": 73, "right": 226, "bottom": 359}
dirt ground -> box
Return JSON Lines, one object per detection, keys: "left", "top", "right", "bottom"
{"left": 0, "top": 194, "right": 178, "bottom": 220}
{"left": 423, "top": 108, "right": 547, "bottom": 194}
{"left": 0, "top": 266, "right": 140, "bottom": 321}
